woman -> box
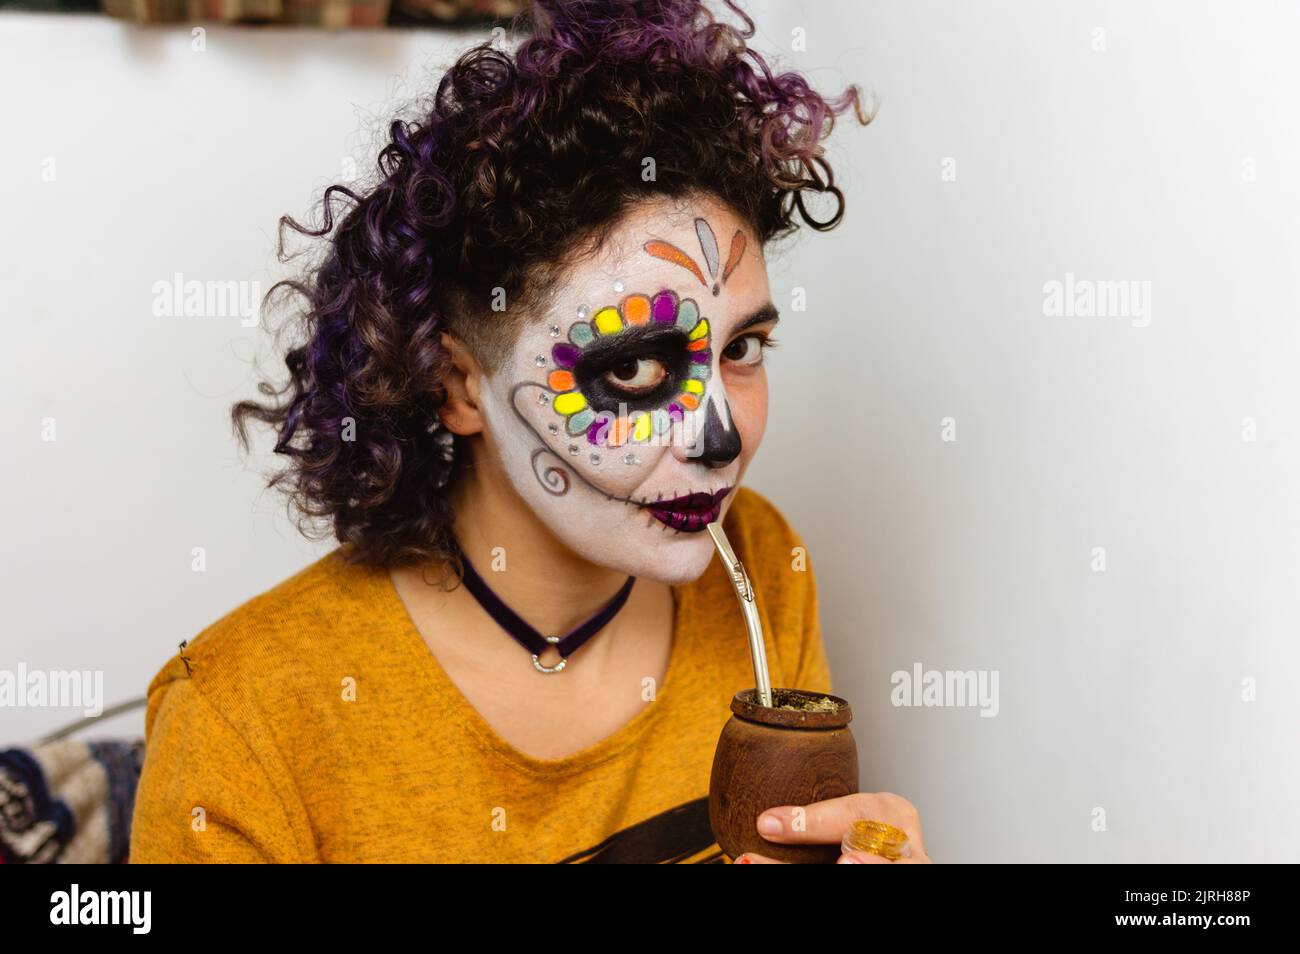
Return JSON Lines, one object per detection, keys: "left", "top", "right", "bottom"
{"left": 130, "top": 0, "right": 932, "bottom": 864}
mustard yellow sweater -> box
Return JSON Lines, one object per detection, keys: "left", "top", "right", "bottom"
{"left": 129, "top": 487, "right": 831, "bottom": 863}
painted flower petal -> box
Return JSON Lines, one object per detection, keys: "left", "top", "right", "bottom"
{"left": 587, "top": 413, "right": 612, "bottom": 445}
{"left": 553, "top": 392, "right": 587, "bottom": 415}
{"left": 696, "top": 219, "right": 720, "bottom": 279}
{"left": 676, "top": 298, "right": 700, "bottom": 332}
{"left": 623, "top": 294, "right": 652, "bottom": 324}
{"left": 594, "top": 306, "right": 623, "bottom": 335}
{"left": 552, "top": 343, "right": 581, "bottom": 368}
{"left": 651, "top": 290, "right": 679, "bottom": 323}
{"left": 567, "top": 408, "right": 596, "bottom": 435}
{"left": 609, "top": 417, "right": 633, "bottom": 446}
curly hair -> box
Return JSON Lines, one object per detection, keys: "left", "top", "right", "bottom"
{"left": 234, "top": 0, "right": 871, "bottom": 568}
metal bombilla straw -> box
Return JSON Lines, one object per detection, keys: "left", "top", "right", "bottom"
{"left": 707, "top": 521, "right": 773, "bottom": 708}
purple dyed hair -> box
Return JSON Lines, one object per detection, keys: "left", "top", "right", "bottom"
{"left": 234, "top": 0, "right": 872, "bottom": 567}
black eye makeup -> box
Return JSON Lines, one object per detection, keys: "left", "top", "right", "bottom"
{"left": 545, "top": 290, "right": 712, "bottom": 448}
{"left": 543, "top": 290, "right": 778, "bottom": 450}
{"left": 574, "top": 325, "right": 693, "bottom": 413}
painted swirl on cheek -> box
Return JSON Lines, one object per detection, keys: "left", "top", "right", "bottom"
{"left": 508, "top": 382, "right": 573, "bottom": 497}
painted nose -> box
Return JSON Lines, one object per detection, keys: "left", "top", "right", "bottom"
{"left": 685, "top": 394, "right": 742, "bottom": 468}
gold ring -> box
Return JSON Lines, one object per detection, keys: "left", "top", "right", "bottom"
{"left": 841, "top": 818, "right": 911, "bottom": 861}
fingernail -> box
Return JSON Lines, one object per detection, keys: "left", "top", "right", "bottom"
{"left": 757, "top": 814, "right": 782, "bottom": 836}
{"left": 737, "top": 854, "right": 751, "bottom": 864}
{"left": 837, "top": 854, "right": 861, "bottom": 864}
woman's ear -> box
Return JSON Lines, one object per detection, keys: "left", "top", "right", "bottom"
{"left": 438, "top": 331, "right": 487, "bottom": 436}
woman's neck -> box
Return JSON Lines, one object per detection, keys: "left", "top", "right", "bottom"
{"left": 447, "top": 459, "right": 636, "bottom": 640}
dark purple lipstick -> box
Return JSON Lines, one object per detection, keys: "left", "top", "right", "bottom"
{"left": 643, "top": 487, "right": 732, "bottom": 532}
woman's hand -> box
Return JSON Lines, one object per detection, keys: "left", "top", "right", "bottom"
{"left": 736, "top": 791, "right": 934, "bottom": 864}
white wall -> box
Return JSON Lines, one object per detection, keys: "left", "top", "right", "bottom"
{"left": 2, "top": 2, "right": 1296, "bottom": 862}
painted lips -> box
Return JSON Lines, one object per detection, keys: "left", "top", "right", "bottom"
{"left": 643, "top": 487, "right": 732, "bottom": 532}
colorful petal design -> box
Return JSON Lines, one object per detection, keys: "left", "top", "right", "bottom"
{"left": 546, "top": 292, "right": 712, "bottom": 448}
{"left": 587, "top": 412, "right": 613, "bottom": 445}
{"left": 593, "top": 307, "right": 623, "bottom": 336}
{"left": 553, "top": 391, "right": 587, "bottom": 415}
{"left": 651, "top": 290, "right": 678, "bottom": 323}
{"left": 552, "top": 343, "right": 581, "bottom": 368}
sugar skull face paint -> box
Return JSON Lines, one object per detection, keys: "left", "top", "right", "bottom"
{"left": 472, "top": 196, "right": 776, "bottom": 585}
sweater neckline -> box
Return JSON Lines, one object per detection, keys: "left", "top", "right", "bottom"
{"left": 374, "top": 561, "right": 692, "bottom": 779}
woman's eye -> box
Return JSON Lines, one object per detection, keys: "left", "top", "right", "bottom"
{"left": 722, "top": 334, "right": 767, "bottom": 366}
{"left": 603, "top": 357, "right": 667, "bottom": 393}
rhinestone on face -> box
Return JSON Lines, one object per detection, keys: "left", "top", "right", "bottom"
{"left": 623, "top": 453, "right": 638, "bottom": 465}
{"left": 576, "top": 304, "right": 590, "bottom": 320}
{"left": 538, "top": 392, "right": 550, "bottom": 405}
{"left": 547, "top": 423, "right": 559, "bottom": 435}
{"left": 568, "top": 444, "right": 580, "bottom": 456}
{"left": 548, "top": 324, "right": 561, "bottom": 337}
{"left": 613, "top": 280, "right": 626, "bottom": 294}
{"left": 534, "top": 354, "right": 547, "bottom": 367}
{"left": 590, "top": 453, "right": 601, "bottom": 464}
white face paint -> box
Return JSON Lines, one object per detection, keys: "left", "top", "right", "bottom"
{"left": 475, "top": 198, "right": 777, "bottom": 584}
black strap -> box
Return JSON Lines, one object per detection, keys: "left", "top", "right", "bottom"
{"left": 456, "top": 548, "right": 636, "bottom": 660}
